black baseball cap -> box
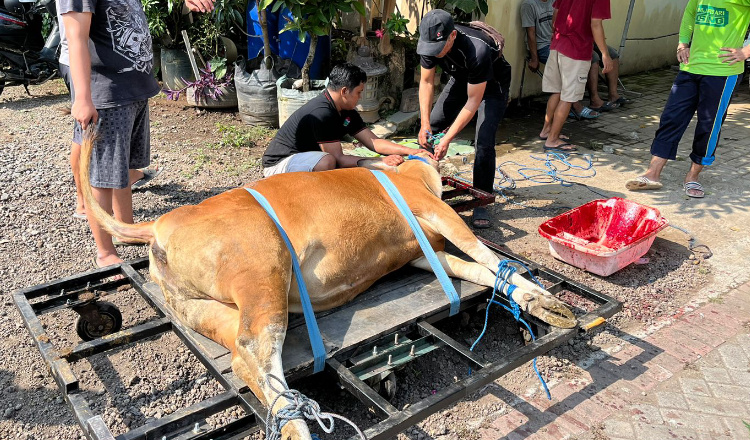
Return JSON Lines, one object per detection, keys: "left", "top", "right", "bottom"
{"left": 417, "top": 9, "right": 455, "bottom": 57}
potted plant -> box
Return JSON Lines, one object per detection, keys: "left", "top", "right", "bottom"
{"left": 165, "top": 0, "right": 246, "bottom": 108}
{"left": 269, "top": 0, "right": 364, "bottom": 125}
{"left": 141, "top": 0, "right": 198, "bottom": 88}
{"left": 233, "top": 0, "right": 281, "bottom": 126}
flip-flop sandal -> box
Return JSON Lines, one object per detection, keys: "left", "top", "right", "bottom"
{"left": 544, "top": 142, "right": 578, "bottom": 152}
{"left": 683, "top": 181, "right": 705, "bottom": 198}
{"left": 569, "top": 107, "right": 600, "bottom": 120}
{"left": 589, "top": 101, "right": 620, "bottom": 112}
{"left": 539, "top": 134, "right": 570, "bottom": 141}
{"left": 112, "top": 237, "right": 146, "bottom": 246}
{"left": 131, "top": 165, "right": 164, "bottom": 190}
{"left": 614, "top": 97, "right": 632, "bottom": 106}
{"left": 471, "top": 207, "right": 492, "bottom": 229}
{"left": 625, "top": 176, "right": 663, "bottom": 191}
{"left": 72, "top": 211, "right": 87, "bottom": 220}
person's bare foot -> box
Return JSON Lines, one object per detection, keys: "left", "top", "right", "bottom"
{"left": 544, "top": 139, "right": 578, "bottom": 152}
{"left": 95, "top": 254, "right": 124, "bottom": 268}
{"left": 539, "top": 131, "right": 569, "bottom": 141}
{"left": 590, "top": 97, "right": 606, "bottom": 109}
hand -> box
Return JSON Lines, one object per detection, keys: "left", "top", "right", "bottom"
{"left": 418, "top": 126, "right": 431, "bottom": 149}
{"left": 528, "top": 58, "right": 539, "bottom": 72}
{"left": 434, "top": 137, "right": 451, "bottom": 160}
{"left": 71, "top": 98, "right": 98, "bottom": 130}
{"left": 677, "top": 43, "right": 690, "bottom": 65}
{"left": 601, "top": 55, "right": 614, "bottom": 74}
{"left": 383, "top": 155, "right": 404, "bottom": 166}
{"left": 185, "top": 0, "right": 215, "bottom": 12}
{"left": 414, "top": 149, "right": 436, "bottom": 160}
{"left": 719, "top": 46, "right": 749, "bottom": 65}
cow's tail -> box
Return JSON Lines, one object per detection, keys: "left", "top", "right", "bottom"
{"left": 80, "top": 125, "right": 155, "bottom": 244}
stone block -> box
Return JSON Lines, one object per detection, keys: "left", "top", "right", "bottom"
{"left": 400, "top": 88, "right": 419, "bottom": 113}
{"left": 386, "top": 110, "right": 420, "bottom": 135}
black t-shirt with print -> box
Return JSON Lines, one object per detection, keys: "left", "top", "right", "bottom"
{"left": 58, "top": 0, "right": 159, "bottom": 108}
{"left": 262, "top": 90, "right": 367, "bottom": 168}
{"left": 420, "top": 24, "right": 510, "bottom": 89}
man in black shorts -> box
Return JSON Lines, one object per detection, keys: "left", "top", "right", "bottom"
{"left": 262, "top": 63, "right": 432, "bottom": 176}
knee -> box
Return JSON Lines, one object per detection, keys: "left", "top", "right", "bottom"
{"left": 313, "top": 154, "right": 336, "bottom": 171}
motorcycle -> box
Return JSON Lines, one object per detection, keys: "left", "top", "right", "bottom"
{"left": 0, "top": 0, "right": 60, "bottom": 97}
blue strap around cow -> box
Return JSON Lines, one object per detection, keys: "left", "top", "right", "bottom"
{"left": 369, "top": 170, "right": 460, "bottom": 316}
{"left": 245, "top": 188, "right": 326, "bottom": 373}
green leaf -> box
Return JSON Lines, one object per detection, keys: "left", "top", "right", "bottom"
{"left": 478, "top": 0, "right": 488, "bottom": 15}
{"left": 352, "top": 1, "right": 366, "bottom": 17}
{"left": 316, "top": 9, "right": 328, "bottom": 24}
{"left": 271, "top": 1, "right": 284, "bottom": 12}
{"left": 450, "top": 0, "right": 478, "bottom": 14}
{"left": 258, "top": 0, "right": 275, "bottom": 9}
{"left": 312, "top": 25, "right": 328, "bottom": 36}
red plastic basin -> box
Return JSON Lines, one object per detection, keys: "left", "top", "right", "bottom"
{"left": 538, "top": 198, "right": 669, "bottom": 276}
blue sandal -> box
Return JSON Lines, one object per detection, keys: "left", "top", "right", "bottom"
{"left": 569, "top": 106, "right": 600, "bottom": 120}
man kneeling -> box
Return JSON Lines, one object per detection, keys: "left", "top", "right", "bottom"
{"left": 263, "top": 63, "right": 430, "bottom": 176}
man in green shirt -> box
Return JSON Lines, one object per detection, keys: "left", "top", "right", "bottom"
{"left": 625, "top": 0, "right": 750, "bottom": 198}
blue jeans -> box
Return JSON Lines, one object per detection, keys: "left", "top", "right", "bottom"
{"left": 536, "top": 45, "right": 550, "bottom": 64}
{"left": 430, "top": 78, "right": 508, "bottom": 193}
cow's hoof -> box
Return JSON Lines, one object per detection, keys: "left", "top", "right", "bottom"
{"left": 528, "top": 294, "right": 577, "bottom": 329}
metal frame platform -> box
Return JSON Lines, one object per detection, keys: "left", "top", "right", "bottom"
{"left": 13, "top": 183, "right": 621, "bottom": 440}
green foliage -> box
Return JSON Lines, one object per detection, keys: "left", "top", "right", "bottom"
{"left": 431, "top": 0, "right": 488, "bottom": 20}
{"left": 275, "top": 0, "right": 365, "bottom": 43}
{"left": 212, "top": 123, "right": 276, "bottom": 149}
{"left": 384, "top": 11, "right": 410, "bottom": 39}
{"left": 141, "top": 0, "right": 169, "bottom": 37}
{"left": 187, "top": 0, "right": 247, "bottom": 60}
{"left": 743, "top": 420, "right": 750, "bottom": 434}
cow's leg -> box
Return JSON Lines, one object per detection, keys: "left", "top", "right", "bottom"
{"left": 410, "top": 250, "right": 576, "bottom": 328}
{"left": 230, "top": 277, "right": 312, "bottom": 440}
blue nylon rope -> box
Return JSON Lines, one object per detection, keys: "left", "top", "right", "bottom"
{"left": 470, "top": 260, "right": 552, "bottom": 400}
{"left": 245, "top": 188, "right": 326, "bottom": 373}
{"left": 370, "top": 170, "right": 461, "bottom": 316}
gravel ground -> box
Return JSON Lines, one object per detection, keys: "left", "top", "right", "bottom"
{"left": 0, "top": 80, "right": 713, "bottom": 440}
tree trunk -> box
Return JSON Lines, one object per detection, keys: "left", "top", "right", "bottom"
{"left": 302, "top": 33, "right": 318, "bottom": 93}
{"left": 259, "top": 8, "right": 272, "bottom": 70}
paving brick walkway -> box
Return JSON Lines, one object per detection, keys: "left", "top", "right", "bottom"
{"left": 476, "top": 282, "right": 750, "bottom": 440}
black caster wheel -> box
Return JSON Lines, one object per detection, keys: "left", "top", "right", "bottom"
{"left": 76, "top": 301, "right": 123, "bottom": 341}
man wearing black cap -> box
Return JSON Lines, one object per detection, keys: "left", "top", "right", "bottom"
{"left": 417, "top": 9, "right": 510, "bottom": 229}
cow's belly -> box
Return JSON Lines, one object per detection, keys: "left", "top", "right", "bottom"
{"left": 289, "top": 229, "right": 434, "bottom": 312}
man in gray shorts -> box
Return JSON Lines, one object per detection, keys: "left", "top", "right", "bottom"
{"left": 59, "top": 0, "right": 168, "bottom": 268}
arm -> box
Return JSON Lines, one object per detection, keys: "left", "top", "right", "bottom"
{"left": 525, "top": 27, "right": 540, "bottom": 71}
{"left": 320, "top": 142, "right": 403, "bottom": 168}
{"left": 433, "top": 82, "right": 487, "bottom": 160}
{"left": 418, "top": 66, "right": 436, "bottom": 149}
{"left": 591, "top": 19, "right": 613, "bottom": 74}
{"left": 677, "top": 0, "right": 698, "bottom": 63}
{"left": 354, "top": 128, "right": 434, "bottom": 158}
{"left": 62, "top": 12, "right": 96, "bottom": 129}
{"left": 185, "top": 0, "right": 215, "bottom": 12}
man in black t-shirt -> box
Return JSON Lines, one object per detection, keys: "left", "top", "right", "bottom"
{"left": 416, "top": 10, "right": 511, "bottom": 229}
{"left": 263, "top": 64, "right": 432, "bottom": 176}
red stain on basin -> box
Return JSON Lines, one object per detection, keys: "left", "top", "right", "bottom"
{"left": 538, "top": 198, "right": 668, "bottom": 276}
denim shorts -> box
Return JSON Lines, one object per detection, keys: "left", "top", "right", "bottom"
{"left": 73, "top": 100, "right": 151, "bottom": 189}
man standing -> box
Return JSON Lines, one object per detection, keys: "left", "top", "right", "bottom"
{"left": 416, "top": 10, "right": 511, "bottom": 229}
{"left": 262, "top": 63, "right": 429, "bottom": 176}
{"left": 625, "top": 0, "right": 750, "bottom": 198}
{"left": 540, "top": 0, "right": 612, "bottom": 152}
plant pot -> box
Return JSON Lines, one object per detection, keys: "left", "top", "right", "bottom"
{"left": 152, "top": 45, "right": 161, "bottom": 80}
{"left": 235, "top": 58, "right": 279, "bottom": 127}
{"left": 186, "top": 84, "right": 238, "bottom": 109}
{"left": 276, "top": 75, "right": 327, "bottom": 127}
{"left": 161, "top": 48, "right": 196, "bottom": 90}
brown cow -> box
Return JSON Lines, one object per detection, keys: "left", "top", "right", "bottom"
{"left": 79, "top": 129, "right": 575, "bottom": 439}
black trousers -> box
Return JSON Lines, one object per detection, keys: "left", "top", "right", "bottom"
{"left": 429, "top": 77, "right": 507, "bottom": 194}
